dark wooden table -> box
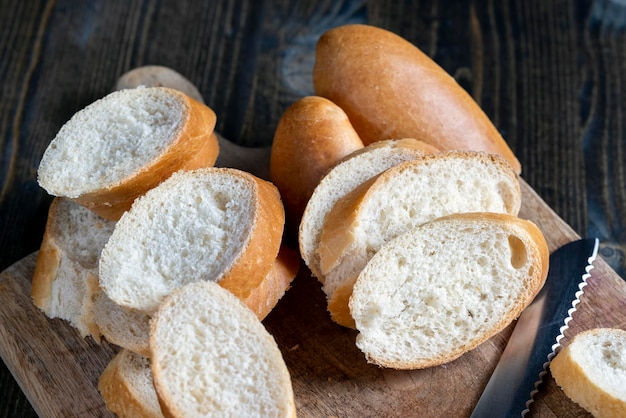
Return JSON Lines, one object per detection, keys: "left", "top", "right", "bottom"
{"left": 1, "top": 0, "right": 624, "bottom": 416}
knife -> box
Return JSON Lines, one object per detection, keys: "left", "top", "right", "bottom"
{"left": 470, "top": 237, "right": 600, "bottom": 418}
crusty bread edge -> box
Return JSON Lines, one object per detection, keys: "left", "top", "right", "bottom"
{"left": 215, "top": 169, "right": 286, "bottom": 300}
{"left": 550, "top": 328, "right": 626, "bottom": 418}
{"left": 74, "top": 88, "right": 219, "bottom": 221}
{"left": 98, "top": 349, "right": 163, "bottom": 418}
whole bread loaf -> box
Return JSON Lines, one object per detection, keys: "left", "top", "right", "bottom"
{"left": 318, "top": 151, "right": 521, "bottom": 327}
{"left": 31, "top": 198, "right": 115, "bottom": 339}
{"left": 350, "top": 212, "right": 549, "bottom": 369}
{"left": 98, "top": 349, "right": 164, "bottom": 418}
{"left": 37, "top": 87, "right": 219, "bottom": 220}
{"left": 299, "top": 138, "right": 438, "bottom": 280}
{"left": 550, "top": 328, "right": 626, "bottom": 418}
{"left": 313, "top": 24, "right": 521, "bottom": 173}
{"left": 99, "top": 167, "right": 285, "bottom": 314}
{"left": 150, "top": 280, "right": 296, "bottom": 418}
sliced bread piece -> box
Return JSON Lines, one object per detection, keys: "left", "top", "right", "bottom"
{"left": 94, "top": 245, "right": 299, "bottom": 357}
{"left": 98, "top": 349, "right": 164, "bottom": 418}
{"left": 150, "top": 280, "right": 296, "bottom": 418}
{"left": 99, "top": 167, "right": 285, "bottom": 314}
{"left": 31, "top": 198, "right": 116, "bottom": 339}
{"left": 317, "top": 151, "right": 521, "bottom": 327}
{"left": 550, "top": 328, "right": 626, "bottom": 418}
{"left": 350, "top": 212, "right": 549, "bottom": 369}
{"left": 93, "top": 291, "right": 152, "bottom": 357}
{"left": 299, "top": 138, "right": 439, "bottom": 280}
{"left": 37, "top": 86, "right": 219, "bottom": 220}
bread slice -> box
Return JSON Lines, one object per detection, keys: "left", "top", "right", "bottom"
{"left": 299, "top": 138, "right": 439, "bottom": 280}
{"left": 95, "top": 245, "right": 299, "bottom": 357}
{"left": 550, "top": 328, "right": 626, "bottom": 418}
{"left": 37, "top": 86, "right": 219, "bottom": 220}
{"left": 31, "top": 198, "right": 116, "bottom": 339}
{"left": 93, "top": 291, "right": 153, "bottom": 357}
{"left": 349, "top": 212, "right": 549, "bottom": 369}
{"left": 99, "top": 167, "right": 285, "bottom": 314}
{"left": 98, "top": 349, "right": 164, "bottom": 418}
{"left": 150, "top": 280, "right": 296, "bottom": 417}
{"left": 318, "top": 151, "right": 521, "bottom": 327}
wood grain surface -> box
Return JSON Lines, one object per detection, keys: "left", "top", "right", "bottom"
{"left": 1, "top": 0, "right": 625, "bottom": 417}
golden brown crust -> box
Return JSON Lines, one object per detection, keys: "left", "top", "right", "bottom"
{"left": 75, "top": 89, "right": 219, "bottom": 221}
{"left": 98, "top": 350, "right": 164, "bottom": 418}
{"left": 317, "top": 176, "right": 377, "bottom": 275}
{"left": 242, "top": 245, "right": 300, "bottom": 320}
{"left": 270, "top": 95, "right": 364, "bottom": 230}
{"left": 550, "top": 328, "right": 626, "bottom": 418}
{"left": 327, "top": 276, "right": 358, "bottom": 329}
{"left": 216, "top": 170, "right": 285, "bottom": 300}
{"left": 314, "top": 24, "right": 521, "bottom": 174}
{"left": 31, "top": 199, "right": 63, "bottom": 309}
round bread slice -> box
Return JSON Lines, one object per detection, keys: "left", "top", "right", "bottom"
{"left": 37, "top": 86, "right": 219, "bottom": 220}
{"left": 299, "top": 138, "right": 439, "bottom": 281}
{"left": 550, "top": 328, "right": 626, "bottom": 418}
{"left": 318, "top": 151, "right": 521, "bottom": 327}
{"left": 31, "top": 198, "right": 116, "bottom": 339}
{"left": 349, "top": 212, "right": 549, "bottom": 369}
{"left": 150, "top": 280, "right": 296, "bottom": 418}
{"left": 95, "top": 245, "right": 299, "bottom": 357}
{"left": 99, "top": 167, "right": 284, "bottom": 314}
{"left": 98, "top": 349, "right": 164, "bottom": 418}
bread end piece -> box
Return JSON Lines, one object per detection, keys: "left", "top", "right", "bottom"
{"left": 551, "top": 328, "right": 626, "bottom": 418}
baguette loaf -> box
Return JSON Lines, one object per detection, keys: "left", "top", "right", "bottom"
{"left": 318, "top": 151, "right": 521, "bottom": 327}
{"left": 350, "top": 212, "right": 549, "bottom": 369}
{"left": 94, "top": 245, "right": 299, "bottom": 357}
{"left": 550, "top": 328, "right": 626, "bottom": 418}
{"left": 299, "top": 138, "right": 438, "bottom": 280}
{"left": 37, "top": 86, "right": 219, "bottom": 220}
{"left": 313, "top": 24, "right": 521, "bottom": 174}
{"left": 150, "top": 281, "right": 296, "bottom": 418}
{"left": 99, "top": 167, "right": 285, "bottom": 314}
{"left": 98, "top": 349, "right": 164, "bottom": 418}
{"left": 270, "top": 95, "right": 364, "bottom": 230}
{"left": 31, "top": 198, "right": 115, "bottom": 339}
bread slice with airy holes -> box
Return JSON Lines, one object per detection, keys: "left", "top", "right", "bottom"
{"left": 550, "top": 328, "right": 626, "bottom": 418}
{"left": 94, "top": 245, "right": 299, "bottom": 357}
{"left": 98, "top": 349, "right": 164, "bottom": 418}
{"left": 350, "top": 212, "right": 548, "bottom": 369}
{"left": 99, "top": 167, "right": 285, "bottom": 315}
{"left": 317, "top": 151, "right": 521, "bottom": 327}
{"left": 299, "top": 138, "right": 439, "bottom": 281}
{"left": 37, "top": 86, "right": 219, "bottom": 220}
{"left": 31, "top": 198, "right": 116, "bottom": 339}
{"left": 150, "top": 280, "right": 296, "bottom": 418}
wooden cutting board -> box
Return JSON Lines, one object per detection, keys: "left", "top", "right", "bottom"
{"left": 1, "top": 153, "right": 625, "bottom": 417}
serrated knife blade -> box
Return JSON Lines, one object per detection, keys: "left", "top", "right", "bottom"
{"left": 470, "top": 238, "right": 600, "bottom": 418}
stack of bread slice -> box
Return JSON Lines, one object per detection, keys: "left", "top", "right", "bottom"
{"left": 297, "top": 143, "right": 549, "bottom": 368}
{"left": 34, "top": 86, "right": 297, "bottom": 417}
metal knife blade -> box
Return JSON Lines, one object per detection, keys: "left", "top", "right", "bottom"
{"left": 470, "top": 238, "right": 599, "bottom": 418}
